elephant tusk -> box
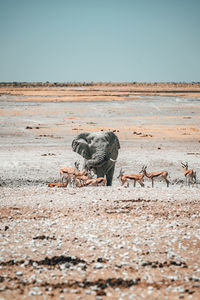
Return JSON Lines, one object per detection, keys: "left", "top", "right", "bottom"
{"left": 110, "top": 158, "right": 117, "bottom": 162}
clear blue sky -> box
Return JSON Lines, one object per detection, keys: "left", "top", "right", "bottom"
{"left": 0, "top": 0, "right": 200, "bottom": 82}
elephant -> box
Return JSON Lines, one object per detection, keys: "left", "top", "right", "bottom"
{"left": 72, "top": 131, "right": 120, "bottom": 186}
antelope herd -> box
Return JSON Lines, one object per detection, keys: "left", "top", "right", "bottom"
{"left": 117, "top": 165, "right": 170, "bottom": 188}
{"left": 48, "top": 161, "right": 106, "bottom": 188}
{"left": 118, "top": 163, "right": 196, "bottom": 188}
{"left": 48, "top": 161, "right": 197, "bottom": 188}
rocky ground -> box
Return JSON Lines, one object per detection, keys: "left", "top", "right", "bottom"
{"left": 0, "top": 88, "right": 200, "bottom": 299}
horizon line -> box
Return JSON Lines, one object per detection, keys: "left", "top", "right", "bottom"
{"left": 0, "top": 81, "right": 200, "bottom": 85}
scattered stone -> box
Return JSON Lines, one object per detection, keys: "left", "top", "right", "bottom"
{"left": 93, "top": 263, "right": 103, "bottom": 269}
{"left": 28, "top": 287, "right": 42, "bottom": 296}
{"left": 16, "top": 271, "right": 23, "bottom": 276}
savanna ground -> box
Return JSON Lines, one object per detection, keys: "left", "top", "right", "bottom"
{"left": 0, "top": 83, "right": 200, "bottom": 299}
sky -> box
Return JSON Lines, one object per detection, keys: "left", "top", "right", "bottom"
{"left": 0, "top": 0, "right": 200, "bottom": 82}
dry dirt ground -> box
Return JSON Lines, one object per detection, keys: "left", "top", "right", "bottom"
{"left": 0, "top": 84, "right": 200, "bottom": 299}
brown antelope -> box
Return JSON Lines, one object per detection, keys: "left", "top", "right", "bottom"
{"left": 181, "top": 162, "right": 196, "bottom": 186}
{"left": 48, "top": 160, "right": 79, "bottom": 188}
{"left": 142, "top": 165, "right": 169, "bottom": 187}
{"left": 74, "top": 171, "right": 93, "bottom": 187}
{"left": 73, "top": 169, "right": 89, "bottom": 186}
{"left": 83, "top": 177, "right": 106, "bottom": 187}
{"left": 48, "top": 182, "right": 68, "bottom": 188}
{"left": 117, "top": 168, "right": 145, "bottom": 187}
{"left": 60, "top": 161, "right": 80, "bottom": 186}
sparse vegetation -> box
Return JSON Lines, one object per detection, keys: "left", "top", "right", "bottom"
{"left": 0, "top": 81, "right": 200, "bottom": 88}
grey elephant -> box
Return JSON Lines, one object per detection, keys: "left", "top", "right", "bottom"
{"left": 72, "top": 131, "right": 120, "bottom": 186}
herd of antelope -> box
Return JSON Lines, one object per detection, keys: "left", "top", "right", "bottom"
{"left": 48, "top": 161, "right": 106, "bottom": 188}
{"left": 48, "top": 161, "right": 197, "bottom": 188}
{"left": 118, "top": 162, "right": 196, "bottom": 188}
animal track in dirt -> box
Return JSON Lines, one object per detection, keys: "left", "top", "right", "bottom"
{"left": 26, "top": 126, "right": 40, "bottom": 129}
{"left": 141, "top": 260, "right": 188, "bottom": 268}
{"left": 0, "top": 255, "right": 87, "bottom": 267}
{"left": 1, "top": 179, "right": 51, "bottom": 187}
{"left": 41, "top": 153, "right": 56, "bottom": 156}
{"left": 133, "top": 131, "right": 153, "bottom": 137}
{"left": 38, "top": 134, "right": 63, "bottom": 139}
{"left": 114, "top": 198, "right": 155, "bottom": 203}
{"left": 0, "top": 277, "right": 141, "bottom": 296}
{"left": 35, "top": 278, "right": 141, "bottom": 293}
{"left": 33, "top": 235, "right": 56, "bottom": 241}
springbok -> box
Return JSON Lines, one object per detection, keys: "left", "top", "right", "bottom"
{"left": 83, "top": 177, "right": 106, "bottom": 187}
{"left": 74, "top": 170, "right": 93, "bottom": 187}
{"left": 48, "top": 182, "right": 68, "bottom": 188}
{"left": 117, "top": 168, "right": 145, "bottom": 187}
{"left": 73, "top": 169, "right": 90, "bottom": 186}
{"left": 142, "top": 165, "right": 169, "bottom": 187}
{"left": 60, "top": 161, "right": 80, "bottom": 186}
{"left": 181, "top": 162, "right": 196, "bottom": 186}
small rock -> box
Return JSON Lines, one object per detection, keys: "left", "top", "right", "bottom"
{"left": 60, "top": 264, "right": 66, "bottom": 270}
{"left": 28, "top": 287, "right": 42, "bottom": 296}
{"left": 93, "top": 263, "right": 103, "bottom": 269}
{"left": 16, "top": 271, "right": 23, "bottom": 276}
{"left": 33, "top": 262, "right": 38, "bottom": 267}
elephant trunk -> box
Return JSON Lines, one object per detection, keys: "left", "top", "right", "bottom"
{"left": 86, "top": 151, "right": 110, "bottom": 169}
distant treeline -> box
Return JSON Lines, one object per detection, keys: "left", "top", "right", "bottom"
{"left": 0, "top": 82, "right": 199, "bottom": 87}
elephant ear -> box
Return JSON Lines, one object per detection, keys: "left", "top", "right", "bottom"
{"left": 71, "top": 132, "right": 91, "bottom": 159}
{"left": 105, "top": 131, "right": 120, "bottom": 150}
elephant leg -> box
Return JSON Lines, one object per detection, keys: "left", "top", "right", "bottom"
{"left": 106, "top": 166, "right": 115, "bottom": 186}
{"left": 96, "top": 169, "right": 105, "bottom": 178}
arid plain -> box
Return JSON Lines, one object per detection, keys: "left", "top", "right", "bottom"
{"left": 0, "top": 83, "right": 200, "bottom": 299}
